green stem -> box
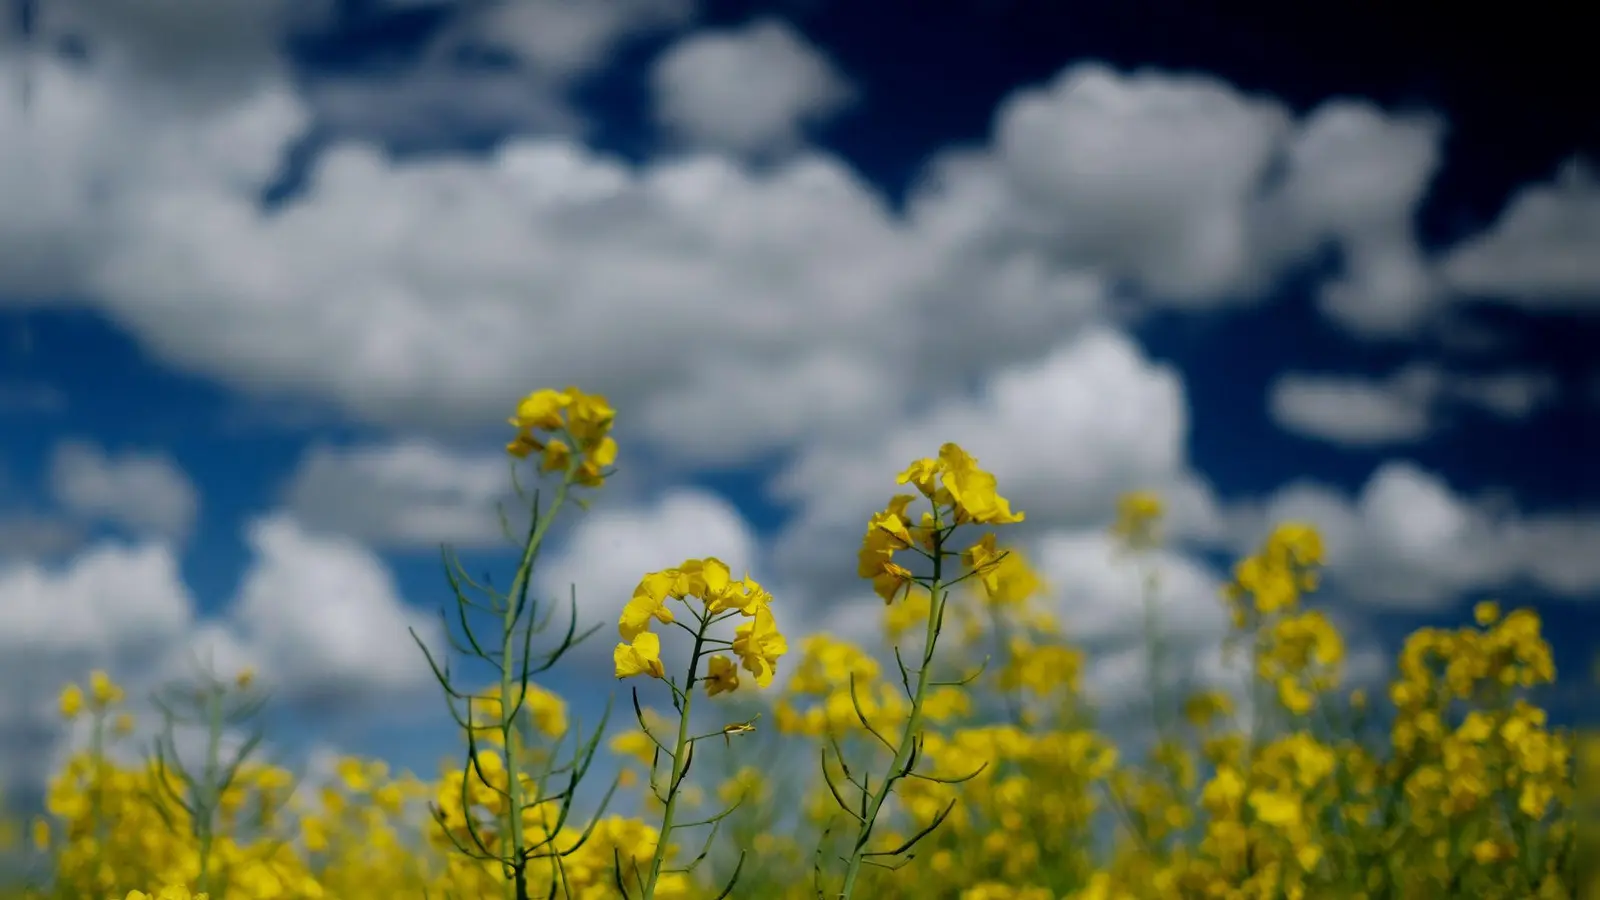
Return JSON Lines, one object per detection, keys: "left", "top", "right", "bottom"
{"left": 500, "top": 467, "right": 575, "bottom": 900}
{"left": 89, "top": 711, "right": 105, "bottom": 878}
{"left": 838, "top": 536, "right": 948, "bottom": 899}
{"left": 197, "top": 682, "right": 222, "bottom": 893}
{"left": 1140, "top": 562, "right": 1170, "bottom": 742}
{"left": 642, "top": 614, "right": 711, "bottom": 899}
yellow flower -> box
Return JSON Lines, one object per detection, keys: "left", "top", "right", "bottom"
{"left": 565, "top": 388, "right": 616, "bottom": 445}
{"left": 937, "top": 443, "right": 1023, "bottom": 524}
{"left": 1111, "top": 490, "right": 1163, "bottom": 548}
{"left": 58, "top": 683, "right": 83, "bottom": 720}
{"left": 961, "top": 533, "right": 1003, "bottom": 591}
{"left": 1472, "top": 838, "right": 1509, "bottom": 864}
{"left": 1183, "top": 690, "right": 1235, "bottom": 729}
{"left": 539, "top": 437, "right": 572, "bottom": 472}
{"left": 977, "top": 542, "right": 1045, "bottom": 606}
{"left": 620, "top": 571, "right": 677, "bottom": 642}
{"left": 1474, "top": 600, "right": 1501, "bottom": 627}
{"left": 1249, "top": 789, "right": 1302, "bottom": 828}
{"left": 705, "top": 655, "right": 740, "bottom": 697}
{"left": 610, "top": 730, "right": 656, "bottom": 764}
{"left": 577, "top": 434, "right": 619, "bottom": 486}
{"left": 896, "top": 458, "right": 941, "bottom": 497}
{"left": 511, "top": 388, "right": 571, "bottom": 430}
{"left": 615, "top": 632, "right": 666, "bottom": 680}
{"left": 732, "top": 606, "right": 787, "bottom": 688}
{"left": 89, "top": 669, "right": 122, "bottom": 707}
{"left": 708, "top": 574, "right": 772, "bottom": 616}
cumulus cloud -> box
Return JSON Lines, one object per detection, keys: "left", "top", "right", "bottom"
{"left": 446, "top": 0, "right": 694, "bottom": 81}
{"left": 1230, "top": 461, "right": 1600, "bottom": 608}
{"left": 535, "top": 488, "right": 764, "bottom": 677}
{"left": 1267, "top": 103, "right": 1443, "bottom": 337}
{"left": 1442, "top": 158, "right": 1600, "bottom": 305}
{"left": 310, "top": 0, "right": 694, "bottom": 146}
{"left": 91, "top": 140, "right": 941, "bottom": 460}
{"left": 1013, "top": 526, "right": 1389, "bottom": 737}
{"left": 651, "top": 18, "right": 856, "bottom": 155}
{"left": 0, "top": 542, "right": 196, "bottom": 796}
{"left": 768, "top": 327, "right": 1224, "bottom": 615}
{"left": 915, "top": 72, "right": 1445, "bottom": 334}
{"left": 0, "top": 514, "right": 86, "bottom": 561}
{"left": 8, "top": 40, "right": 1470, "bottom": 464}
{"left": 1269, "top": 365, "right": 1559, "bottom": 447}
{"left": 49, "top": 440, "right": 200, "bottom": 540}
{"left": 1446, "top": 371, "right": 1558, "bottom": 419}
{"left": 978, "top": 64, "right": 1293, "bottom": 302}
{"left": 224, "top": 514, "right": 441, "bottom": 707}
{"left": 283, "top": 440, "right": 515, "bottom": 549}
{"left": 0, "top": 542, "right": 195, "bottom": 661}
{"left": 0, "top": 512, "right": 446, "bottom": 798}
{"left": 28, "top": 0, "right": 333, "bottom": 104}
{"left": 0, "top": 44, "right": 309, "bottom": 301}
{"left": 1269, "top": 366, "right": 1437, "bottom": 447}
{"left": 1027, "top": 530, "right": 1235, "bottom": 715}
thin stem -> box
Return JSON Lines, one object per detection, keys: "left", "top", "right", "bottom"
{"left": 837, "top": 523, "right": 947, "bottom": 899}
{"left": 500, "top": 469, "right": 575, "bottom": 900}
{"left": 642, "top": 613, "right": 711, "bottom": 899}
{"left": 197, "top": 682, "right": 223, "bottom": 893}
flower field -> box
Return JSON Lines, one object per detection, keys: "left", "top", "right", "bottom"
{"left": 3, "top": 386, "right": 1594, "bottom": 900}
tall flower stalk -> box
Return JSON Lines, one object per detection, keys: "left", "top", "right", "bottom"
{"left": 412, "top": 386, "right": 619, "bottom": 900}
{"left": 612, "top": 558, "right": 785, "bottom": 899}
{"left": 822, "top": 443, "right": 1025, "bottom": 900}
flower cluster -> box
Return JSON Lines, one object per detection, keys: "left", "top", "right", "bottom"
{"left": 505, "top": 386, "right": 618, "bottom": 487}
{"left": 613, "top": 558, "right": 786, "bottom": 690}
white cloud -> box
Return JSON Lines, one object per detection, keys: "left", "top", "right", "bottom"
{"left": 1442, "top": 158, "right": 1600, "bottom": 305}
{"left": 283, "top": 440, "right": 515, "bottom": 549}
{"left": 0, "top": 541, "right": 197, "bottom": 795}
{"left": 0, "top": 514, "right": 86, "bottom": 561}
{"left": 1034, "top": 531, "right": 1225, "bottom": 647}
{"left": 6, "top": 45, "right": 1469, "bottom": 473}
{"left": 310, "top": 0, "right": 693, "bottom": 146}
{"left": 1027, "top": 527, "right": 1377, "bottom": 730}
{"left": 1501, "top": 516, "right": 1600, "bottom": 596}
{"left": 1269, "top": 366, "right": 1438, "bottom": 447}
{"left": 980, "top": 64, "right": 1292, "bottom": 302}
{"left": 0, "top": 510, "right": 452, "bottom": 797}
{"left": 1268, "top": 102, "right": 1443, "bottom": 336}
{"left": 768, "top": 327, "right": 1221, "bottom": 612}
{"left": 537, "top": 487, "right": 762, "bottom": 652}
{"left": 10, "top": 43, "right": 1467, "bottom": 465}
{"left": 225, "top": 514, "right": 441, "bottom": 706}
{"left": 1232, "top": 462, "right": 1600, "bottom": 608}
{"left": 1445, "top": 371, "right": 1558, "bottom": 419}
{"left": 448, "top": 0, "right": 694, "bottom": 81}
{"left": 29, "top": 0, "right": 333, "bottom": 104}
{"left": 1269, "top": 365, "right": 1559, "bottom": 447}
{"left": 651, "top": 18, "right": 856, "bottom": 155}
{"left": 49, "top": 440, "right": 200, "bottom": 540}
{"left": 0, "top": 45, "right": 309, "bottom": 301}
{"left": 0, "top": 541, "right": 195, "bottom": 660}
{"left": 908, "top": 73, "right": 1447, "bottom": 339}
{"left": 90, "top": 140, "right": 933, "bottom": 461}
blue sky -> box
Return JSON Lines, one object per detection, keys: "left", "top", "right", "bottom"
{"left": 2, "top": 0, "right": 1597, "bottom": 811}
